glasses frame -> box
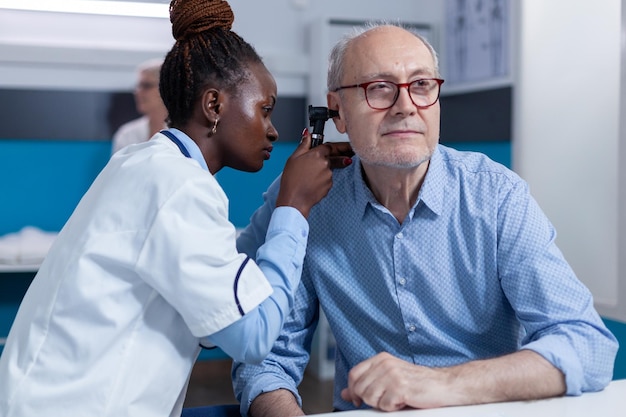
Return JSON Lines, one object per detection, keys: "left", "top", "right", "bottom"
{"left": 333, "top": 78, "right": 445, "bottom": 110}
{"left": 136, "top": 81, "right": 158, "bottom": 91}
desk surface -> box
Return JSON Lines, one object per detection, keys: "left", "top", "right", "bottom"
{"left": 311, "top": 379, "right": 626, "bottom": 417}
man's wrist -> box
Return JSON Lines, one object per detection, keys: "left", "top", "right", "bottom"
{"left": 250, "top": 388, "right": 304, "bottom": 417}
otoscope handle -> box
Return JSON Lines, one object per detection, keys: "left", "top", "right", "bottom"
{"left": 308, "top": 105, "right": 339, "bottom": 148}
{"left": 310, "top": 134, "right": 324, "bottom": 148}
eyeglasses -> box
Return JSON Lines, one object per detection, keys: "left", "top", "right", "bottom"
{"left": 333, "top": 78, "right": 444, "bottom": 110}
{"left": 136, "top": 81, "right": 158, "bottom": 91}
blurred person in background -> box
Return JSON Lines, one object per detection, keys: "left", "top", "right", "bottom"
{"left": 111, "top": 58, "right": 168, "bottom": 154}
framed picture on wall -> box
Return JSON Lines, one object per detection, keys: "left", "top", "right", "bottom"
{"left": 443, "top": 0, "right": 513, "bottom": 94}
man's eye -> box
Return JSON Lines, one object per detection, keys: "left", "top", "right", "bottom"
{"left": 411, "top": 80, "right": 433, "bottom": 93}
{"left": 369, "top": 82, "right": 392, "bottom": 91}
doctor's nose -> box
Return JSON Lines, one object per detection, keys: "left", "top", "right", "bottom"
{"left": 268, "top": 125, "right": 278, "bottom": 142}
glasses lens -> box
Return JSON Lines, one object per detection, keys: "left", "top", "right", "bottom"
{"left": 364, "top": 81, "right": 397, "bottom": 110}
{"left": 408, "top": 79, "right": 440, "bottom": 107}
{"left": 364, "top": 79, "right": 441, "bottom": 109}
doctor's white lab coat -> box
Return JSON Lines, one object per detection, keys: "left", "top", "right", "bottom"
{"left": 0, "top": 134, "right": 278, "bottom": 416}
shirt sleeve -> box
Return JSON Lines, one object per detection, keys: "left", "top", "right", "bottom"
{"left": 232, "top": 279, "right": 320, "bottom": 416}
{"left": 134, "top": 176, "right": 306, "bottom": 344}
{"left": 496, "top": 180, "right": 618, "bottom": 395}
{"left": 232, "top": 175, "right": 319, "bottom": 415}
{"left": 205, "top": 206, "right": 309, "bottom": 363}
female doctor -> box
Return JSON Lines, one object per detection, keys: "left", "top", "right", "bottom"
{"left": 0, "top": 0, "right": 353, "bottom": 416}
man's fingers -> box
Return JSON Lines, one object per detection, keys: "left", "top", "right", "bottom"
{"left": 341, "top": 387, "right": 362, "bottom": 408}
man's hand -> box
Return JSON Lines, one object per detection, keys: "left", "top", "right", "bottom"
{"left": 341, "top": 352, "right": 450, "bottom": 411}
{"left": 341, "top": 350, "right": 566, "bottom": 412}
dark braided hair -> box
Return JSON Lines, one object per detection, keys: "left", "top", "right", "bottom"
{"left": 160, "top": 0, "right": 263, "bottom": 127}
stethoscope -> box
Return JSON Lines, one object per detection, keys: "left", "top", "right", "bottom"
{"left": 160, "top": 129, "right": 191, "bottom": 158}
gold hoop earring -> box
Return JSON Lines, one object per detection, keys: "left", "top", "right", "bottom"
{"left": 210, "top": 118, "right": 218, "bottom": 136}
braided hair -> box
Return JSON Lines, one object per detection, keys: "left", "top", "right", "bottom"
{"left": 160, "top": 0, "right": 263, "bottom": 127}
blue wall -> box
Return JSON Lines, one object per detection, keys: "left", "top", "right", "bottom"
{"left": 0, "top": 139, "right": 513, "bottom": 235}
{"left": 0, "top": 140, "right": 111, "bottom": 235}
{"left": 1, "top": 139, "right": 624, "bottom": 371}
{"left": 0, "top": 139, "right": 297, "bottom": 235}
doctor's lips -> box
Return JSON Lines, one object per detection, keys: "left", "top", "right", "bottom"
{"left": 263, "top": 146, "right": 273, "bottom": 160}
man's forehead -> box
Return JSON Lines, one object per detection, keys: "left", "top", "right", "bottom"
{"left": 345, "top": 33, "right": 435, "bottom": 78}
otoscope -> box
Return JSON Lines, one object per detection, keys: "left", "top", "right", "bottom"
{"left": 308, "top": 105, "right": 339, "bottom": 148}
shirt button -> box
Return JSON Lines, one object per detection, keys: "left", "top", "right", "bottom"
{"left": 396, "top": 232, "right": 403, "bottom": 239}
{"left": 408, "top": 324, "right": 416, "bottom": 332}
{"left": 398, "top": 278, "right": 406, "bottom": 286}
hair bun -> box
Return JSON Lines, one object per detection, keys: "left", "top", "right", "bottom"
{"left": 170, "top": 0, "right": 234, "bottom": 41}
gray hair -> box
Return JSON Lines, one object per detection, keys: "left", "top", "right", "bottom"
{"left": 327, "top": 21, "right": 440, "bottom": 92}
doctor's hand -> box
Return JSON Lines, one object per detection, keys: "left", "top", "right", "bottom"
{"left": 276, "top": 128, "right": 353, "bottom": 218}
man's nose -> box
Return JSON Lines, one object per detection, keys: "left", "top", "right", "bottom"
{"left": 392, "top": 86, "right": 418, "bottom": 113}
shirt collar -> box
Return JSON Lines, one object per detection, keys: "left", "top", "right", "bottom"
{"left": 351, "top": 157, "right": 376, "bottom": 219}
{"left": 167, "top": 128, "right": 210, "bottom": 172}
{"left": 352, "top": 145, "right": 445, "bottom": 220}
{"left": 417, "top": 145, "right": 444, "bottom": 216}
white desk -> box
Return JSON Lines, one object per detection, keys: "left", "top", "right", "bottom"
{"left": 311, "top": 379, "right": 626, "bottom": 417}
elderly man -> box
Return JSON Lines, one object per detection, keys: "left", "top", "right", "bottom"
{"left": 232, "top": 23, "right": 618, "bottom": 416}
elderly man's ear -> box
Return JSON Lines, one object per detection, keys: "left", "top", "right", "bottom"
{"left": 327, "top": 92, "right": 346, "bottom": 134}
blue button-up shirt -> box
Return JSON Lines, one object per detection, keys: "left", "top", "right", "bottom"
{"left": 233, "top": 145, "right": 618, "bottom": 413}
